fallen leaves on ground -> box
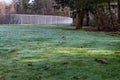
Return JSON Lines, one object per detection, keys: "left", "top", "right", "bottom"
{"left": 94, "top": 59, "right": 108, "bottom": 64}
{"left": 63, "top": 62, "right": 70, "bottom": 65}
{"left": 80, "top": 46, "right": 83, "bottom": 48}
{"left": 0, "top": 75, "right": 5, "bottom": 79}
{"left": 28, "top": 63, "right": 33, "bottom": 66}
{"left": 115, "top": 52, "right": 120, "bottom": 55}
{"left": 9, "top": 49, "right": 16, "bottom": 53}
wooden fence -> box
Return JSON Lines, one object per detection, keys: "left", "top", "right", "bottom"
{"left": 0, "top": 14, "right": 73, "bottom": 24}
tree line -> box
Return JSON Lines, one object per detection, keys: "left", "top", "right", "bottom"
{"left": 16, "top": 0, "right": 67, "bottom": 15}
{"left": 54, "top": 0, "right": 120, "bottom": 31}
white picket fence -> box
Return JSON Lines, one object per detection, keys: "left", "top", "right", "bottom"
{"left": 0, "top": 14, "right": 73, "bottom": 24}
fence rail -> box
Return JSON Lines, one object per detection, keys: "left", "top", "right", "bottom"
{"left": 0, "top": 14, "right": 72, "bottom": 24}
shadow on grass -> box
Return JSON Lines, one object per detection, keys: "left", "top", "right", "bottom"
{"left": 0, "top": 47, "right": 119, "bottom": 80}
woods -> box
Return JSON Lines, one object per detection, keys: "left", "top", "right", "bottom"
{"left": 54, "top": 0, "right": 120, "bottom": 31}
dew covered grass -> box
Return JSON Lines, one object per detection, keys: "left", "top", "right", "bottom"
{"left": 0, "top": 24, "right": 120, "bottom": 80}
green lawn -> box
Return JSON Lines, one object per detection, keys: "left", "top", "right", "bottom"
{"left": 0, "top": 24, "right": 120, "bottom": 80}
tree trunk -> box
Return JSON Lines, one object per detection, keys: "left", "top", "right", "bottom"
{"left": 95, "top": 6, "right": 101, "bottom": 31}
{"left": 76, "top": 10, "right": 84, "bottom": 29}
{"left": 96, "top": 11, "right": 100, "bottom": 30}
{"left": 72, "top": 17, "right": 76, "bottom": 26}
{"left": 86, "top": 10, "right": 90, "bottom": 26}
{"left": 108, "top": 0, "right": 114, "bottom": 28}
{"left": 118, "top": 0, "right": 120, "bottom": 23}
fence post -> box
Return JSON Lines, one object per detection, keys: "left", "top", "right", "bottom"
{"left": 20, "top": 15, "right": 22, "bottom": 24}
